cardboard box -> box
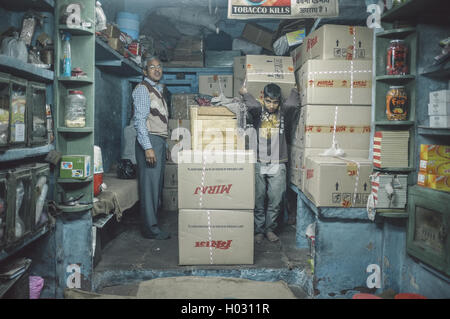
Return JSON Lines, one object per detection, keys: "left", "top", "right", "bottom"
{"left": 190, "top": 106, "right": 244, "bottom": 151}
{"left": 243, "top": 55, "right": 296, "bottom": 102}
{"left": 420, "top": 144, "right": 450, "bottom": 161}
{"left": 178, "top": 209, "right": 254, "bottom": 265}
{"left": 205, "top": 50, "right": 242, "bottom": 68}
{"left": 291, "top": 24, "right": 373, "bottom": 71}
{"left": 296, "top": 60, "right": 373, "bottom": 106}
{"left": 227, "top": 0, "right": 339, "bottom": 20}
{"left": 164, "top": 163, "right": 178, "bottom": 188}
{"left": 177, "top": 150, "right": 255, "bottom": 210}
{"left": 286, "top": 28, "right": 306, "bottom": 47}
{"left": 199, "top": 75, "right": 234, "bottom": 98}
{"left": 108, "top": 38, "right": 124, "bottom": 53}
{"left": 304, "top": 156, "right": 372, "bottom": 208}
{"left": 241, "top": 23, "right": 274, "bottom": 52}
{"left": 104, "top": 23, "right": 120, "bottom": 38}
{"left": 418, "top": 173, "right": 450, "bottom": 192}
{"left": 289, "top": 145, "right": 369, "bottom": 191}
{"left": 60, "top": 155, "right": 91, "bottom": 179}
{"left": 419, "top": 159, "right": 450, "bottom": 176}
{"left": 162, "top": 188, "right": 178, "bottom": 211}
{"left": 428, "top": 102, "right": 450, "bottom": 116}
{"left": 429, "top": 115, "right": 450, "bottom": 128}
{"left": 170, "top": 94, "right": 197, "bottom": 120}
{"left": 294, "top": 105, "right": 371, "bottom": 150}
{"left": 168, "top": 119, "right": 191, "bottom": 141}
{"left": 429, "top": 90, "right": 450, "bottom": 104}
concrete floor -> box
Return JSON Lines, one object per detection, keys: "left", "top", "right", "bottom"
{"left": 93, "top": 205, "right": 312, "bottom": 298}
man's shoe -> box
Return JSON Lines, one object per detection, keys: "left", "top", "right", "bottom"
{"left": 255, "top": 233, "right": 264, "bottom": 244}
{"left": 142, "top": 227, "right": 171, "bottom": 240}
{"left": 265, "top": 231, "right": 279, "bottom": 242}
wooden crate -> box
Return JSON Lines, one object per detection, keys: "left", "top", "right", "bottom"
{"left": 190, "top": 106, "right": 244, "bottom": 150}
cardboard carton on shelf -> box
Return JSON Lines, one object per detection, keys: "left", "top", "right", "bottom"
{"left": 178, "top": 209, "right": 254, "bottom": 265}
{"left": 304, "top": 156, "right": 372, "bottom": 208}
{"left": 241, "top": 23, "right": 274, "bottom": 52}
{"left": 296, "top": 60, "right": 373, "bottom": 106}
{"left": 291, "top": 24, "right": 373, "bottom": 71}
{"left": 293, "top": 104, "right": 372, "bottom": 150}
{"left": 199, "top": 75, "right": 233, "bottom": 98}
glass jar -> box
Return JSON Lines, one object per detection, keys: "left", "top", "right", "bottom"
{"left": 387, "top": 40, "right": 409, "bottom": 75}
{"left": 386, "top": 86, "right": 408, "bottom": 121}
{"left": 65, "top": 90, "right": 86, "bottom": 128}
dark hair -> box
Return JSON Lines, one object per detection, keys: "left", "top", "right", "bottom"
{"left": 263, "top": 83, "right": 281, "bottom": 101}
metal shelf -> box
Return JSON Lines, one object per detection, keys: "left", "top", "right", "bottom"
{"left": 0, "top": 144, "right": 54, "bottom": 162}
{"left": 57, "top": 176, "right": 93, "bottom": 184}
{"left": 0, "top": 55, "right": 54, "bottom": 83}
{"left": 420, "top": 60, "right": 450, "bottom": 80}
{"left": 57, "top": 127, "right": 94, "bottom": 134}
{"left": 418, "top": 126, "right": 450, "bottom": 136}
{"left": 0, "top": 0, "right": 54, "bottom": 12}
{"left": 374, "top": 120, "right": 415, "bottom": 126}
{"left": 58, "top": 25, "right": 94, "bottom": 36}
{"left": 0, "top": 224, "right": 52, "bottom": 262}
{"left": 95, "top": 38, "right": 142, "bottom": 77}
{"left": 375, "top": 75, "right": 416, "bottom": 83}
{"left": 381, "top": 0, "right": 450, "bottom": 23}
{"left": 376, "top": 27, "right": 416, "bottom": 39}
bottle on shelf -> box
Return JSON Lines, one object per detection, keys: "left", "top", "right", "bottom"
{"left": 65, "top": 90, "right": 86, "bottom": 128}
{"left": 387, "top": 40, "right": 409, "bottom": 75}
{"left": 62, "top": 32, "right": 72, "bottom": 77}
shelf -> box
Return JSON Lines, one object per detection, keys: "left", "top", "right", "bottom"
{"left": 0, "top": 0, "right": 54, "bottom": 12}
{"left": 375, "top": 75, "right": 416, "bottom": 83}
{"left": 56, "top": 203, "right": 93, "bottom": 213}
{"left": 378, "top": 211, "right": 409, "bottom": 218}
{"left": 376, "top": 27, "right": 416, "bottom": 39}
{"left": 374, "top": 167, "right": 415, "bottom": 173}
{"left": 418, "top": 126, "right": 450, "bottom": 136}
{"left": 0, "top": 223, "right": 52, "bottom": 262}
{"left": 374, "top": 120, "right": 415, "bottom": 126}
{"left": 57, "top": 176, "right": 93, "bottom": 184}
{"left": 0, "top": 144, "right": 54, "bottom": 162}
{"left": 58, "top": 76, "right": 93, "bottom": 84}
{"left": 381, "top": 0, "right": 450, "bottom": 23}
{"left": 58, "top": 25, "right": 94, "bottom": 36}
{"left": 0, "top": 55, "right": 54, "bottom": 83}
{"left": 95, "top": 38, "right": 142, "bottom": 77}
{"left": 420, "top": 60, "right": 450, "bottom": 79}
{"left": 57, "top": 127, "right": 94, "bottom": 134}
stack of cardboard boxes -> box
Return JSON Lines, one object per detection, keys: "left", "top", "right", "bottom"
{"left": 428, "top": 90, "right": 450, "bottom": 128}
{"left": 418, "top": 144, "right": 450, "bottom": 192}
{"left": 177, "top": 150, "right": 256, "bottom": 265}
{"left": 289, "top": 24, "right": 374, "bottom": 208}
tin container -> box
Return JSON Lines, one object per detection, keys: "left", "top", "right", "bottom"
{"left": 386, "top": 86, "right": 408, "bottom": 121}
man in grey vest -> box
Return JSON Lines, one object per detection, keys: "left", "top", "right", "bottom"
{"left": 133, "top": 56, "right": 170, "bottom": 239}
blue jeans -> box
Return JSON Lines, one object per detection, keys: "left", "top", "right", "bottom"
{"left": 254, "top": 162, "right": 286, "bottom": 235}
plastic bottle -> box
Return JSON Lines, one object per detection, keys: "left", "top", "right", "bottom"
{"left": 65, "top": 90, "right": 86, "bottom": 127}
{"left": 62, "top": 32, "right": 72, "bottom": 77}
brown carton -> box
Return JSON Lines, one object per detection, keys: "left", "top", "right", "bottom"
{"left": 291, "top": 24, "right": 373, "bottom": 71}
{"left": 178, "top": 209, "right": 254, "bottom": 265}
{"left": 304, "top": 156, "right": 372, "bottom": 208}
{"left": 199, "top": 75, "right": 234, "bottom": 98}
{"left": 241, "top": 23, "right": 274, "bottom": 51}
{"left": 296, "top": 60, "right": 373, "bottom": 106}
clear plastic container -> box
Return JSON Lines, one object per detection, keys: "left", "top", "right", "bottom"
{"left": 65, "top": 90, "right": 86, "bottom": 127}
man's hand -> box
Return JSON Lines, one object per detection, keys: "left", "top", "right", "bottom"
{"left": 145, "top": 149, "right": 157, "bottom": 166}
{"left": 239, "top": 86, "right": 248, "bottom": 95}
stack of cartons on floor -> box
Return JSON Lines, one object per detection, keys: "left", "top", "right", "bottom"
{"left": 177, "top": 150, "right": 256, "bottom": 265}
{"left": 289, "top": 24, "right": 374, "bottom": 208}
{"left": 163, "top": 94, "right": 195, "bottom": 212}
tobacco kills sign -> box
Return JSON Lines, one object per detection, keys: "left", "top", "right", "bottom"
{"left": 228, "top": 0, "right": 339, "bottom": 19}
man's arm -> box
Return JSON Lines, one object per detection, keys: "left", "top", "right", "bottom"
{"left": 132, "top": 84, "right": 153, "bottom": 150}
{"left": 239, "top": 87, "right": 262, "bottom": 110}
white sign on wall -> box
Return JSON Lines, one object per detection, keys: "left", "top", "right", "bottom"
{"left": 227, "top": 0, "right": 339, "bottom": 20}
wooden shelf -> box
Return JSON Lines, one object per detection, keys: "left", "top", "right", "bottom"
{"left": 374, "top": 120, "right": 415, "bottom": 126}
{"left": 0, "top": 56, "right": 54, "bottom": 83}
{"left": 57, "top": 176, "right": 93, "bottom": 184}
{"left": 381, "top": 0, "right": 450, "bottom": 23}
{"left": 58, "top": 25, "right": 94, "bottom": 35}
{"left": 57, "top": 127, "right": 94, "bottom": 134}
{"left": 418, "top": 126, "right": 450, "bottom": 136}
{"left": 374, "top": 167, "right": 415, "bottom": 173}
{"left": 420, "top": 60, "right": 450, "bottom": 80}
{"left": 376, "top": 75, "right": 416, "bottom": 83}
{"left": 0, "top": 223, "right": 52, "bottom": 262}
{"left": 0, "top": 144, "right": 54, "bottom": 162}
{"left": 0, "top": 0, "right": 54, "bottom": 12}
{"left": 376, "top": 27, "right": 416, "bottom": 39}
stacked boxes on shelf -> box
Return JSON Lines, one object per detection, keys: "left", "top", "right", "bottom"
{"left": 417, "top": 144, "right": 450, "bottom": 192}
{"left": 177, "top": 150, "right": 255, "bottom": 265}
{"left": 290, "top": 24, "right": 374, "bottom": 208}
{"left": 428, "top": 90, "right": 450, "bottom": 128}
